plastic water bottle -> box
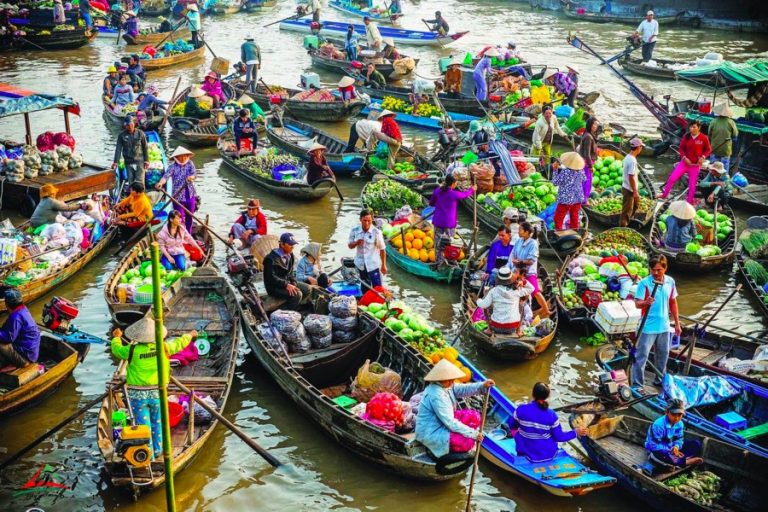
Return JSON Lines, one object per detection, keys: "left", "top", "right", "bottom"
{"left": 670, "top": 334, "right": 681, "bottom": 350}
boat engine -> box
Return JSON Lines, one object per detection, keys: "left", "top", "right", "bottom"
{"left": 596, "top": 370, "right": 633, "bottom": 404}
{"left": 226, "top": 254, "right": 256, "bottom": 288}
{"left": 42, "top": 296, "right": 79, "bottom": 333}
{"left": 116, "top": 424, "right": 153, "bottom": 468}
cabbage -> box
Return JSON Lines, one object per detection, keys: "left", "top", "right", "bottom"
{"left": 685, "top": 242, "right": 700, "bottom": 253}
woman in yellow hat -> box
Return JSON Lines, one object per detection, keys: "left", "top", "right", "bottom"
{"left": 29, "top": 184, "right": 88, "bottom": 228}
{"left": 103, "top": 65, "right": 120, "bottom": 98}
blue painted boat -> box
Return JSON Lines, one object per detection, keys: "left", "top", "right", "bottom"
{"left": 361, "top": 101, "right": 477, "bottom": 131}
{"left": 265, "top": 119, "right": 366, "bottom": 176}
{"left": 597, "top": 349, "right": 768, "bottom": 459}
{"left": 459, "top": 354, "right": 617, "bottom": 496}
{"left": 279, "top": 18, "right": 467, "bottom": 47}
{"left": 328, "top": 0, "right": 401, "bottom": 25}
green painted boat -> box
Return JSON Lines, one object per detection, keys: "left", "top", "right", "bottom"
{"left": 385, "top": 244, "right": 464, "bottom": 283}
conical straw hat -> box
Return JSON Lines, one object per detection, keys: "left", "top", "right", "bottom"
{"left": 125, "top": 317, "right": 168, "bottom": 344}
{"left": 424, "top": 358, "right": 466, "bottom": 382}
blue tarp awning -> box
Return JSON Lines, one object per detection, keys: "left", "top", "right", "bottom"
{"left": 0, "top": 83, "right": 80, "bottom": 118}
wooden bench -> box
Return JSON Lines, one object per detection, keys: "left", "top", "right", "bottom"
{"left": 0, "top": 363, "right": 41, "bottom": 389}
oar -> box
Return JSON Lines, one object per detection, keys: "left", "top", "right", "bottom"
{"left": 0, "top": 243, "right": 72, "bottom": 275}
{"left": 313, "top": 177, "right": 344, "bottom": 201}
{"left": 263, "top": 7, "right": 308, "bottom": 28}
{"left": 159, "top": 189, "right": 236, "bottom": 250}
{"left": 464, "top": 388, "right": 491, "bottom": 512}
{"left": 679, "top": 314, "right": 767, "bottom": 343}
{"left": 682, "top": 283, "right": 742, "bottom": 376}
{"left": 170, "top": 375, "right": 281, "bottom": 467}
{"left": 17, "top": 36, "right": 47, "bottom": 51}
{"left": 158, "top": 76, "right": 183, "bottom": 132}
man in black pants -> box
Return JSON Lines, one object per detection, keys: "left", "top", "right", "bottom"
{"left": 263, "top": 233, "right": 315, "bottom": 310}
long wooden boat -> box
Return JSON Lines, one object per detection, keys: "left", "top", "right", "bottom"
{"left": 360, "top": 101, "right": 475, "bottom": 132}
{"left": 217, "top": 136, "right": 335, "bottom": 200}
{"left": 1, "top": 27, "right": 98, "bottom": 51}
{"left": 123, "top": 26, "right": 191, "bottom": 46}
{"left": 167, "top": 83, "right": 238, "bottom": 146}
{"left": 97, "top": 269, "right": 241, "bottom": 493}
{"left": 328, "top": 0, "right": 401, "bottom": 24}
{"left": 104, "top": 221, "right": 215, "bottom": 326}
{"left": 730, "top": 184, "right": 768, "bottom": 215}
{"left": 237, "top": 82, "right": 366, "bottom": 122}
{"left": 141, "top": 5, "right": 171, "bottom": 17}
{"left": 265, "top": 119, "right": 366, "bottom": 176}
{"left": 597, "top": 349, "right": 768, "bottom": 458}
{"left": 649, "top": 201, "right": 737, "bottom": 272}
{"left": 735, "top": 247, "right": 768, "bottom": 320}
{"left": 618, "top": 56, "right": 698, "bottom": 80}
{"left": 359, "top": 84, "right": 487, "bottom": 117}
{"left": 244, "top": 0, "right": 277, "bottom": 11}
{"left": 368, "top": 147, "right": 443, "bottom": 196}
{"left": 457, "top": 356, "right": 615, "bottom": 495}
{"left": 563, "top": 8, "right": 682, "bottom": 26}
{"left": 280, "top": 18, "right": 468, "bottom": 47}
{"left": 308, "top": 41, "right": 418, "bottom": 80}
{"left": 140, "top": 45, "right": 205, "bottom": 70}
{"left": 461, "top": 245, "right": 558, "bottom": 360}
{"left": 0, "top": 330, "right": 89, "bottom": 417}
{"left": 209, "top": 0, "right": 244, "bottom": 15}
{"left": 102, "top": 96, "right": 164, "bottom": 131}
{"left": 240, "top": 293, "right": 477, "bottom": 480}
{"left": 384, "top": 217, "right": 465, "bottom": 283}
{"left": 574, "top": 414, "right": 768, "bottom": 511}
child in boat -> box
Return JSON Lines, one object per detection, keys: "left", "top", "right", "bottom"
{"left": 645, "top": 399, "right": 704, "bottom": 469}
{"left": 296, "top": 242, "right": 331, "bottom": 288}
{"left": 474, "top": 266, "right": 533, "bottom": 335}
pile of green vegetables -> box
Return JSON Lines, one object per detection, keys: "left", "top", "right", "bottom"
{"left": 588, "top": 196, "right": 655, "bottom": 216}
{"left": 236, "top": 152, "right": 299, "bottom": 179}
{"left": 476, "top": 172, "right": 557, "bottom": 215}
{"left": 579, "top": 332, "right": 607, "bottom": 346}
{"left": 743, "top": 259, "right": 768, "bottom": 305}
{"left": 119, "top": 258, "right": 197, "bottom": 291}
{"left": 362, "top": 179, "right": 423, "bottom": 214}
{"left": 664, "top": 471, "right": 721, "bottom": 506}
{"left": 658, "top": 208, "right": 734, "bottom": 256}
{"left": 739, "top": 229, "right": 768, "bottom": 258}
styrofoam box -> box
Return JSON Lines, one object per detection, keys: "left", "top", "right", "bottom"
{"left": 595, "top": 300, "right": 641, "bottom": 334}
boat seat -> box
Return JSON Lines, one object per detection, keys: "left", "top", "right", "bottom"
{"left": 262, "top": 295, "right": 287, "bottom": 313}
{"left": 0, "top": 363, "right": 41, "bottom": 389}
{"left": 738, "top": 421, "right": 768, "bottom": 440}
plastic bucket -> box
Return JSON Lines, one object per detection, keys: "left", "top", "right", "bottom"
{"left": 168, "top": 402, "right": 184, "bottom": 428}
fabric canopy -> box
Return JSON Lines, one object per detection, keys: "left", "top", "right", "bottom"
{"left": 675, "top": 60, "right": 768, "bottom": 89}
{"left": 0, "top": 83, "right": 80, "bottom": 118}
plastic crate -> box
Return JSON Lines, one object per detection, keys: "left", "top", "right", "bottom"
{"left": 332, "top": 395, "right": 358, "bottom": 409}
{"left": 329, "top": 282, "right": 362, "bottom": 297}
{"left": 715, "top": 412, "right": 747, "bottom": 431}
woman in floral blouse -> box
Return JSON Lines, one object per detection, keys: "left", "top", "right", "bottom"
{"left": 551, "top": 152, "right": 586, "bottom": 230}
{"left": 156, "top": 146, "right": 198, "bottom": 232}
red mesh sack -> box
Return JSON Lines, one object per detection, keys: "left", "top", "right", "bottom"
{"left": 52, "top": 132, "right": 75, "bottom": 150}
{"left": 36, "top": 131, "right": 55, "bottom": 152}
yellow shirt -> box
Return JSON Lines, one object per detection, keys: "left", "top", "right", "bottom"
{"left": 117, "top": 193, "right": 153, "bottom": 222}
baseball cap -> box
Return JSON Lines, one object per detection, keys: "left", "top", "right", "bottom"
{"left": 666, "top": 398, "right": 685, "bottom": 414}
{"left": 279, "top": 233, "right": 298, "bottom": 245}
{"left": 629, "top": 137, "right": 646, "bottom": 148}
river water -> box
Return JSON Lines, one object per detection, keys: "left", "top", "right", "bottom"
{"left": 1, "top": 1, "right": 767, "bottom": 510}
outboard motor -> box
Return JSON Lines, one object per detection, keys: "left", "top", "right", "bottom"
{"left": 42, "top": 296, "right": 79, "bottom": 333}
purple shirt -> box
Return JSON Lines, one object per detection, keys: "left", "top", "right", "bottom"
{"left": 0, "top": 305, "right": 41, "bottom": 362}
{"left": 509, "top": 401, "right": 577, "bottom": 462}
{"left": 163, "top": 161, "right": 197, "bottom": 202}
{"left": 429, "top": 186, "right": 474, "bottom": 229}
{"left": 552, "top": 167, "right": 586, "bottom": 205}
{"left": 485, "top": 239, "right": 513, "bottom": 272}
{"left": 473, "top": 56, "right": 492, "bottom": 77}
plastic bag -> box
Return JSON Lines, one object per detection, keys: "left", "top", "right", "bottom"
{"left": 332, "top": 329, "right": 358, "bottom": 344}
{"left": 331, "top": 314, "right": 358, "bottom": 332}
{"left": 257, "top": 322, "right": 287, "bottom": 354}
{"left": 36, "top": 131, "right": 55, "bottom": 152}
{"left": 310, "top": 332, "right": 333, "bottom": 350}
{"left": 449, "top": 408, "right": 481, "bottom": 453}
{"left": 329, "top": 295, "right": 357, "bottom": 318}
{"left": 52, "top": 132, "right": 76, "bottom": 150}
{"left": 350, "top": 359, "right": 402, "bottom": 402}
{"left": 303, "top": 314, "right": 333, "bottom": 337}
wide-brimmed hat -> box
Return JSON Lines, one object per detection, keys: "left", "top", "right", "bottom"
{"left": 566, "top": 65, "right": 579, "bottom": 74}
{"left": 171, "top": 146, "right": 194, "bottom": 160}
{"left": 188, "top": 86, "right": 205, "bottom": 98}
{"left": 247, "top": 198, "right": 260, "bottom": 209}
{"left": 204, "top": 70, "right": 218, "bottom": 80}
{"left": 188, "top": 4, "right": 198, "bottom": 11}
{"left": 507, "top": 40, "right": 516, "bottom": 48}
{"left": 307, "top": 142, "right": 327, "bottom": 154}
{"left": 560, "top": 151, "right": 585, "bottom": 170}
{"left": 244, "top": 34, "right": 254, "bottom": 40}
{"left": 497, "top": 266, "right": 513, "bottom": 283}
{"left": 383, "top": 37, "right": 395, "bottom": 47}
{"left": 502, "top": 207, "right": 519, "bottom": 221}
{"left": 125, "top": 317, "right": 168, "bottom": 344}
{"left": 484, "top": 47, "right": 500, "bottom": 58}
{"left": 542, "top": 68, "right": 558, "bottom": 80}
{"left": 338, "top": 76, "right": 356, "bottom": 87}
{"left": 158, "top": 16, "right": 166, "bottom": 22}
{"left": 377, "top": 109, "right": 396, "bottom": 119}
{"left": 714, "top": 102, "right": 733, "bottom": 117}
{"left": 238, "top": 94, "right": 254, "bottom": 105}
{"left": 425, "top": 359, "right": 466, "bottom": 382}
{"left": 709, "top": 161, "right": 726, "bottom": 174}
{"left": 40, "top": 183, "right": 58, "bottom": 198}
{"left": 449, "top": 58, "right": 463, "bottom": 67}
{"left": 669, "top": 200, "right": 696, "bottom": 220}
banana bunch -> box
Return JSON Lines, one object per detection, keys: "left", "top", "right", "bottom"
{"left": 381, "top": 96, "right": 410, "bottom": 114}
{"left": 414, "top": 103, "right": 441, "bottom": 117}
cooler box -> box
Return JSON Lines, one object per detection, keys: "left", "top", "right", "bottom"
{"left": 594, "top": 300, "right": 641, "bottom": 335}
{"left": 303, "top": 35, "right": 320, "bottom": 50}
{"left": 359, "top": 49, "right": 377, "bottom": 58}
{"left": 329, "top": 281, "right": 363, "bottom": 297}
{"left": 695, "top": 100, "right": 712, "bottom": 114}
{"left": 714, "top": 412, "right": 747, "bottom": 431}
{"left": 438, "top": 56, "right": 453, "bottom": 74}
{"left": 300, "top": 71, "right": 320, "bottom": 89}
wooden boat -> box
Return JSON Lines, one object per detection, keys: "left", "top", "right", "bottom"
{"left": 307, "top": 41, "right": 418, "bottom": 80}
{"left": 279, "top": 18, "right": 468, "bottom": 47}
{"left": 563, "top": 8, "right": 682, "bottom": 26}
{"left": 360, "top": 176, "right": 427, "bottom": 219}
{"left": 209, "top": 0, "right": 245, "bottom": 14}
{"left": 123, "top": 26, "right": 191, "bottom": 46}
{"left": 359, "top": 84, "right": 487, "bottom": 117}
{"left": 328, "top": 0, "right": 401, "bottom": 24}
{"left": 241, "top": 294, "right": 477, "bottom": 480}
{"left": 574, "top": 414, "right": 768, "bottom": 511}
{"left": 140, "top": 45, "right": 205, "bottom": 70}
{"left": 97, "top": 269, "right": 241, "bottom": 494}
{"left": 238, "top": 82, "right": 366, "bottom": 122}
{"left": 141, "top": 5, "right": 171, "bottom": 17}
{"left": 265, "top": 118, "right": 366, "bottom": 176}
{"left": 461, "top": 245, "right": 558, "bottom": 360}
{"left": 368, "top": 147, "right": 443, "bottom": 196}
{"left": 730, "top": 184, "right": 768, "bottom": 215}
{"left": 0, "top": 330, "right": 89, "bottom": 417}
{"left": 244, "top": 0, "right": 277, "bottom": 11}
{"left": 619, "top": 56, "right": 697, "bottom": 80}
{"left": 649, "top": 201, "right": 737, "bottom": 272}
{"left": 457, "top": 356, "right": 616, "bottom": 495}
{"left": 217, "top": 135, "right": 336, "bottom": 201}
{"left": 104, "top": 221, "right": 215, "bottom": 326}
{"left": 360, "top": 101, "right": 475, "bottom": 132}
{"left": 1, "top": 27, "right": 98, "bottom": 51}
{"left": 384, "top": 218, "right": 465, "bottom": 283}
{"left": 167, "top": 83, "right": 238, "bottom": 146}
{"left": 102, "top": 96, "right": 164, "bottom": 131}
{"left": 735, "top": 247, "right": 768, "bottom": 320}
{"left": 597, "top": 349, "right": 768, "bottom": 458}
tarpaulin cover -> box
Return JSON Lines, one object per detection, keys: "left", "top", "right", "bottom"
{"left": 662, "top": 373, "right": 742, "bottom": 409}
{"left": 0, "top": 83, "right": 80, "bottom": 118}
{"left": 675, "top": 60, "right": 768, "bottom": 88}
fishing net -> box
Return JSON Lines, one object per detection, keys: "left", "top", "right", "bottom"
{"left": 329, "top": 295, "right": 357, "bottom": 318}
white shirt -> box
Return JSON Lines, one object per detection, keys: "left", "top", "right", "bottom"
{"left": 365, "top": 22, "right": 382, "bottom": 47}
{"left": 355, "top": 119, "right": 383, "bottom": 143}
{"left": 636, "top": 19, "right": 659, "bottom": 43}
{"left": 310, "top": 0, "right": 321, "bottom": 12}
{"left": 349, "top": 225, "right": 385, "bottom": 272}
{"left": 622, "top": 154, "right": 639, "bottom": 192}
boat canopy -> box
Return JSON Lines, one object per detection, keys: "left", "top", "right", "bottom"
{"left": 0, "top": 83, "right": 80, "bottom": 118}
{"left": 675, "top": 60, "right": 768, "bottom": 89}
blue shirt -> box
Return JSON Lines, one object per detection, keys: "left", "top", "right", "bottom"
{"left": 645, "top": 415, "right": 684, "bottom": 453}
{"left": 233, "top": 117, "right": 257, "bottom": 138}
{"left": 664, "top": 216, "right": 696, "bottom": 248}
{"left": 509, "top": 401, "right": 576, "bottom": 462}
{"left": 508, "top": 237, "right": 539, "bottom": 275}
{"left": 486, "top": 239, "right": 513, "bottom": 272}
{"left": 0, "top": 305, "right": 41, "bottom": 363}
{"left": 137, "top": 94, "right": 168, "bottom": 111}
{"left": 635, "top": 274, "right": 677, "bottom": 334}
{"left": 415, "top": 382, "right": 485, "bottom": 458}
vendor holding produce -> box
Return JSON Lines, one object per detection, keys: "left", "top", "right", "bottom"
{"left": 645, "top": 399, "right": 703, "bottom": 468}
{"left": 157, "top": 210, "right": 203, "bottom": 271}
{"left": 111, "top": 319, "right": 197, "bottom": 460}
{"left": 429, "top": 175, "right": 475, "bottom": 266}
{"left": 348, "top": 209, "right": 387, "bottom": 287}
{"left": 577, "top": 118, "right": 599, "bottom": 203}
{"left": 664, "top": 200, "right": 697, "bottom": 250}
{"left": 112, "top": 116, "right": 149, "bottom": 187}
{"left": 114, "top": 181, "right": 153, "bottom": 230}
{"left": 699, "top": 161, "right": 731, "bottom": 208}
{"left": 475, "top": 266, "right": 533, "bottom": 335}
{"left": 659, "top": 121, "right": 711, "bottom": 205}
{"left": 485, "top": 225, "right": 514, "bottom": 281}
{"left": 509, "top": 222, "right": 550, "bottom": 318}
{"left": 633, "top": 254, "right": 681, "bottom": 388}
{"left": 306, "top": 143, "right": 335, "bottom": 185}
{"left": 184, "top": 86, "right": 211, "bottom": 120}
{"left": 532, "top": 106, "right": 569, "bottom": 158}
{"left": 155, "top": 146, "right": 198, "bottom": 232}
{"left": 30, "top": 184, "right": 87, "bottom": 228}
{"left": 228, "top": 199, "right": 267, "bottom": 249}
{"left": 551, "top": 152, "right": 586, "bottom": 230}
{"left": 620, "top": 137, "right": 645, "bottom": 227}
{"left": 415, "top": 359, "right": 494, "bottom": 459}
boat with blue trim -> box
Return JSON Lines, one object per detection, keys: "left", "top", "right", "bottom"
{"left": 360, "top": 101, "right": 476, "bottom": 131}
{"left": 280, "top": 18, "right": 467, "bottom": 47}
{"left": 328, "top": 0, "right": 403, "bottom": 25}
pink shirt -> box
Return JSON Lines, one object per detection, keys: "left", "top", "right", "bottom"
{"left": 201, "top": 80, "right": 225, "bottom": 102}
{"left": 157, "top": 223, "right": 197, "bottom": 256}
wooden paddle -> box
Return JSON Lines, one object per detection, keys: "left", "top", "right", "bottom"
{"left": 158, "top": 76, "right": 182, "bottom": 132}
{"left": 465, "top": 388, "right": 491, "bottom": 512}
{"left": 263, "top": 6, "right": 308, "bottom": 28}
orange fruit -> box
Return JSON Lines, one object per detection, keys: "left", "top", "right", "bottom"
{"left": 405, "top": 240, "right": 412, "bottom": 250}
{"left": 413, "top": 229, "right": 425, "bottom": 239}
{"left": 412, "top": 238, "right": 423, "bottom": 250}
{"left": 459, "top": 250, "right": 465, "bottom": 261}
{"left": 423, "top": 237, "right": 434, "bottom": 249}
{"left": 460, "top": 367, "right": 472, "bottom": 383}
{"left": 444, "top": 347, "right": 459, "bottom": 362}
{"left": 430, "top": 353, "right": 442, "bottom": 364}
{"left": 428, "top": 249, "right": 436, "bottom": 262}
{"left": 419, "top": 248, "right": 429, "bottom": 262}
{"left": 404, "top": 232, "right": 415, "bottom": 242}
{"left": 391, "top": 236, "right": 403, "bottom": 248}
{"left": 408, "top": 248, "right": 420, "bottom": 260}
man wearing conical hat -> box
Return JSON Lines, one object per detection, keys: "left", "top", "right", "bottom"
{"left": 708, "top": 102, "right": 739, "bottom": 171}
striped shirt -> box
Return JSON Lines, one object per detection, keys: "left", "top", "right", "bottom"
{"left": 509, "top": 401, "right": 577, "bottom": 462}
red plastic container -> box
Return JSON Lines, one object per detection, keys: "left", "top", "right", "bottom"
{"left": 168, "top": 402, "right": 184, "bottom": 428}
{"left": 696, "top": 100, "right": 712, "bottom": 114}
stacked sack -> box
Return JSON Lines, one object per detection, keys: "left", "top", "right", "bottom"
{"left": 329, "top": 295, "right": 358, "bottom": 343}
{"left": 470, "top": 162, "right": 494, "bottom": 193}
{"left": 303, "top": 314, "right": 333, "bottom": 349}
{"left": 22, "top": 145, "right": 42, "bottom": 179}
{"left": 3, "top": 158, "right": 25, "bottom": 182}
{"left": 270, "top": 310, "right": 311, "bottom": 353}
{"left": 257, "top": 322, "right": 288, "bottom": 354}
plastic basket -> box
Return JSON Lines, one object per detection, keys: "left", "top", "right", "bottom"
{"left": 133, "top": 284, "right": 155, "bottom": 304}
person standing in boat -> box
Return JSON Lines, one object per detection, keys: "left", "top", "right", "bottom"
{"left": 0, "top": 289, "right": 40, "bottom": 369}
{"left": 344, "top": 24, "right": 358, "bottom": 62}
{"left": 632, "top": 254, "right": 681, "bottom": 388}
{"left": 53, "top": 0, "right": 66, "bottom": 24}
{"left": 155, "top": 146, "right": 198, "bottom": 232}
{"left": 472, "top": 47, "right": 498, "bottom": 102}
{"left": 241, "top": 34, "right": 261, "bottom": 94}
{"left": 122, "top": 10, "right": 139, "bottom": 39}
{"left": 620, "top": 137, "right": 645, "bottom": 227}
{"left": 185, "top": 3, "right": 201, "bottom": 48}
{"left": 551, "top": 152, "right": 586, "bottom": 230}
{"left": 381, "top": 38, "right": 400, "bottom": 61}
{"left": 306, "top": 143, "right": 335, "bottom": 185}
{"left": 363, "top": 16, "right": 382, "bottom": 52}
{"left": 645, "top": 399, "right": 703, "bottom": 469}
{"left": 508, "top": 222, "right": 550, "bottom": 318}
{"left": 659, "top": 120, "right": 711, "bottom": 205}
{"left": 378, "top": 110, "right": 402, "bottom": 168}
{"left": 532, "top": 105, "right": 568, "bottom": 159}
{"left": 228, "top": 199, "right": 267, "bottom": 249}
{"left": 113, "top": 116, "right": 149, "bottom": 187}
{"left": 79, "top": 0, "right": 93, "bottom": 29}
{"left": 424, "top": 11, "right": 449, "bottom": 36}
{"left": 444, "top": 60, "right": 463, "bottom": 96}
{"left": 577, "top": 117, "right": 599, "bottom": 204}
{"left": 708, "top": 103, "right": 739, "bottom": 170}
{"left": 429, "top": 175, "right": 475, "bottom": 267}
{"left": 302, "top": 0, "right": 321, "bottom": 23}
{"left": 348, "top": 209, "right": 387, "bottom": 288}
{"left": 634, "top": 10, "right": 659, "bottom": 63}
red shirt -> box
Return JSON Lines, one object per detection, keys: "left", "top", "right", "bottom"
{"left": 678, "top": 132, "right": 711, "bottom": 162}
{"left": 380, "top": 117, "right": 402, "bottom": 142}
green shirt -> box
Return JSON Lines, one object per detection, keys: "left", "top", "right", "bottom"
{"left": 708, "top": 116, "right": 739, "bottom": 157}
{"left": 111, "top": 334, "right": 192, "bottom": 387}
{"left": 184, "top": 97, "right": 210, "bottom": 120}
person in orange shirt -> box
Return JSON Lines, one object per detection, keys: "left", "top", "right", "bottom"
{"left": 444, "top": 60, "right": 463, "bottom": 96}
{"left": 114, "top": 181, "right": 153, "bottom": 230}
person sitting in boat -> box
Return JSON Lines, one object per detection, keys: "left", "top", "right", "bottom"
{"left": 698, "top": 161, "right": 731, "bottom": 208}
{"left": 111, "top": 319, "right": 197, "bottom": 460}
{"left": 415, "top": 359, "right": 494, "bottom": 459}
{"left": 53, "top": 0, "right": 66, "bottom": 24}
{"left": 388, "top": 0, "right": 402, "bottom": 15}
{"left": 484, "top": 225, "right": 514, "bottom": 284}
{"left": 201, "top": 71, "right": 225, "bottom": 109}
{"left": 232, "top": 109, "right": 259, "bottom": 158}
{"left": 444, "top": 60, "right": 463, "bottom": 96}
{"left": 184, "top": 86, "right": 211, "bottom": 120}
{"left": 378, "top": 110, "right": 402, "bottom": 168}
{"left": 126, "top": 54, "right": 146, "bottom": 91}
{"left": 30, "top": 184, "right": 87, "bottom": 228}
{"left": 424, "top": 11, "right": 449, "bottom": 36}
{"left": 296, "top": 242, "right": 330, "bottom": 287}
{"left": 122, "top": 10, "right": 139, "bottom": 38}
{"left": 114, "top": 181, "right": 153, "bottom": 230}
{"left": 508, "top": 382, "right": 588, "bottom": 462}
{"left": 338, "top": 76, "right": 359, "bottom": 106}
{"left": 504, "top": 40, "right": 523, "bottom": 63}
{"left": 645, "top": 399, "right": 703, "bottom": 470}
{"left": 157, "top": 210, "right": 204, "bottom": 271}
{"left": 364, "top": 63, "right": 387, "bottom": 89}
{"left": 409, "top": 77, "right": 436, "bottom": 113}
{"left": 111, "top": 75, "right": 136, "bottom": 107}
{"left": 474, "top": 266, "right": 533, "bottom": 335}
{"left": 136, "top": 87, "right": 168, "bottom": 123}
{"left": 306, "top": 143, "right": 335, "bottom": 185}
{"left": 158, "top": 16, "right": 173, "bottom": 32}
{"left": 381, "top": 38, "right": 400, "bottom": 61}
{"left": 228, "top": 199, "right": 267, "bottom": 249}
{"left": 344, "top": 24, "right": 358, "bottom": 62}
{"left": 104, "top": 65, "right": 120, "bottom": 97}
{"left": 663, "top": 200, "right": 697, "bottom": 250}
{"left": 0, "top": 288, "right": 41, "bottom": 369}
{"left": 263, "top": 232, "right": 317, "bottom": 310}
